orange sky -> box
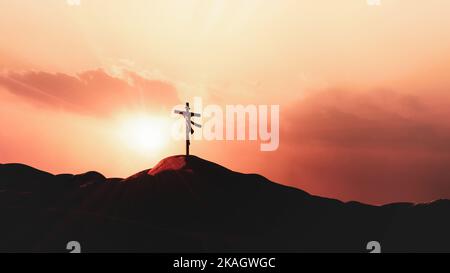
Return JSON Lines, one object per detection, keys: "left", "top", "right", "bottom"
{"left": 1, "top": 0, "right": 450, "bottom": 204}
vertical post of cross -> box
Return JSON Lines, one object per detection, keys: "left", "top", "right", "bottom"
{"left": 185, "top": 102, "right": 191, "bottom": 156}
{"left": 186, "top": 140, "right": 190, "bottom": 156}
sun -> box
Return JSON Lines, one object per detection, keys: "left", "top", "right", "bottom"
{"left": 117, "top": 114, "right": 169, "bottom": 155}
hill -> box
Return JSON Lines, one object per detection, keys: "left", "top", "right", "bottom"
{"left": 1, "top": 156, "right": 449, "bottom": 252}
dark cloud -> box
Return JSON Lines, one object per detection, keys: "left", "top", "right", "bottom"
{"left": 0, "top": 69, "right": 178, "bottom": 116}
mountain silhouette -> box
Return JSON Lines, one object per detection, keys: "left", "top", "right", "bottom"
{"left": 1, "top": 155, "right": 450, "bottom": 252}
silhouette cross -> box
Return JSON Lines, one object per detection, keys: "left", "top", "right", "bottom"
{"left": 174, "top": 102, "right": 201, "bottom": 156}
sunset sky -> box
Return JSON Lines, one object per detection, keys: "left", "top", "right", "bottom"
{"left": 1, "top": 0, "right": 450, "bottom": 204}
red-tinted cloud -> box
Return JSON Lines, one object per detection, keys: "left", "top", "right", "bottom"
{"left": 0, "top": 69, "right": 178, "bottom": 116}
{"left": 274, "top": 89, "right": 450, "bottom": 204}
{"left": 283, "top": 89, "right": 450, "bottom": 152}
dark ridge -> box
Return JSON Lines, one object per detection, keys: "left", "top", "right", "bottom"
{"left": 0, "top": 156, "right": 449, "bottom": 252}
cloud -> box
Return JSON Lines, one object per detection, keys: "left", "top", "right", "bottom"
{"left": 0, "top": 69, "right": 178, "bottom": 116}
{"left": 283, "top": 89, "right": 450, "bottom": 152}
{"left": 274, "top": 89, "right": 450, "bottom": 204}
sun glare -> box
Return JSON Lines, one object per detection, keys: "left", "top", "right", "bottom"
{"left": 117, "top": 114, "right": 169, "bottom": 155}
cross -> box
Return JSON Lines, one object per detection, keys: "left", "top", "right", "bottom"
{"left": 174, "top": 102, "right": 201, "bottom": 156}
